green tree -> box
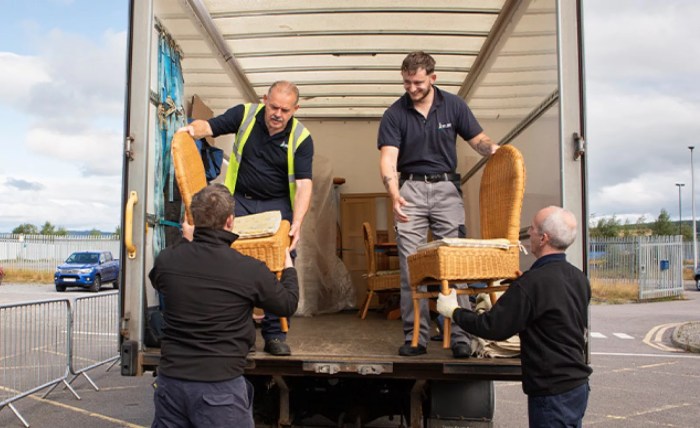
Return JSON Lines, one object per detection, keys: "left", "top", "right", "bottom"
{"left": 114, "top": 226, "right": 121, "bottom": 238}
{"left": 680, "top": 223, "right": 694, "bottom": 241}
{"left": 88, "top": 228, "right": 102, "bottom": 237}
{"left": 651, "top": 209, "right": 676, "bottom": 236}
{"left": 12, "top": 223, "right": 38, "bottom": 234}
{"left": 40, "top": 221, "right": 56, "bottom": 235}
{"left": 56, "top": 227, "right": 69, "bottom": 236}
{"left": 590, "top": 215, "right": 622, "bottom": 238}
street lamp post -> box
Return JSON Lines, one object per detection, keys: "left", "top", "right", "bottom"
{"left": 690, "top": 146, "right": 697, "bottom": 270}
{"left": 676, "top": 183, "right": 685, "bottom": 236}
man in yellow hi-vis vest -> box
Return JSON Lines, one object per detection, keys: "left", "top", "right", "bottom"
{"left": 178, "top": 81, "right": 313, "bottom": 356}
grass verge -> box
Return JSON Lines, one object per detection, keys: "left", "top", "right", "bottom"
{"left": 1, "top": 270, "right": 54, "bottom": 283}
{"left": 590, "top": 279, "right": 639, "bottom": 304}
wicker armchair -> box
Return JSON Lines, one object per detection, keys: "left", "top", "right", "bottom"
{"left": 172, "top": 132, "right": 290, "bottom": 331}
{"left": 172, "top": 133, "right": 208, "bottom": 224}
{"left": 407, "top": 145, "right": 526, "bottom": 348}
{"left": 358, "top": 222, "right": 401, "bottom": 319}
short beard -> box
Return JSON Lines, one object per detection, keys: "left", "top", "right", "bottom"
{"left": 410, "top": 85, "right": 432, "bottom": 104}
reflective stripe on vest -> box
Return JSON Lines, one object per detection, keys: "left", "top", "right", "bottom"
{"left": 223, "top": 103, "right": 310, "bottom": 205}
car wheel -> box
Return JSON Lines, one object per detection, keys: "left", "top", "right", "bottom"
{"left": 696, "top": 279, "right": 700, "bottom": 291}
{"left": 113, "top": 276, "right": 119, "bottom": 290}
{"left": 56, "top": 284, "right": 66, "bottom": 292}
{"left": 90, "top": 275, "right": 101, "bottom": 292}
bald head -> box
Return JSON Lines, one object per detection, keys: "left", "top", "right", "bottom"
{"left": 268, "top": 80, "right": 299, "bottom": 104}
{"left": 529, "top": 206, "right": 578, "bottom": 258}
{"left": 536, "top": 206, "right": 577, "bottom": 251}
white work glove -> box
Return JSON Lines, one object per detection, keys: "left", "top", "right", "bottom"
{"left": 437, "top": 289, "right": 460, "bottom": 319}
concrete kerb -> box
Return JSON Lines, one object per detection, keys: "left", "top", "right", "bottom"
{"left": 671, "top": 321, "right": 700, "bottom": 353}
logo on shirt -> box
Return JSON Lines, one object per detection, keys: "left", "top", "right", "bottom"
{"left": 438, "top": 122, "right": 452, "bottom": 130}
{"left": 279, "top": 142, "right": 289, "bottom": 149}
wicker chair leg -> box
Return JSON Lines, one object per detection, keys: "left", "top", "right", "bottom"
{"left": 359, "top": 290, "right": 374, "bottom": 320}
{"left": 441, "top": 280, "right": 451, "bottom": 349}
{"left": 411, "top": 292, "right": 421, "bottom": 347}
{"left": 275, "top": 271, "right": 289, "bottom": 332}
{"left": 488, "top": 281, "right": 499, "bottom": 307}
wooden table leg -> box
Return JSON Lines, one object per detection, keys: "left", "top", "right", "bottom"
{"left": 441, "top": 279, "right": 451, "bottom": 349}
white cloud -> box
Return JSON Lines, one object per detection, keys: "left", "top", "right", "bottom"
{"left": 0, "top": 173, "right": 121, "bottom": 232}
{"left": 0, "top": 53, "right": 51, "bottom": 107}
{"left": 584, "top": 0, "right": 700, "bottom": 220}
{"left": 0, "top": 24, "right": 126, "bottom": 232}
{"left": 25, "top": 126, "right": 122, "bottom": 176}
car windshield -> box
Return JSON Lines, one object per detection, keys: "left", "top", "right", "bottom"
{"left": 67, "top": 253, "right": 98, "bottom": 264}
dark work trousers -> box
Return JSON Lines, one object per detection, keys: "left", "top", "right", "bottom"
{"left": 395, "top": 180, "right": 473, "bottom": 347}
{"left": 234, "top": 193, "right": 293, "bottom": 342}
{"left": 527, "top": 381, "right": 590, "bottom": 428}
{"left": 152, "top": 373, "right": 254, "bottom": 428}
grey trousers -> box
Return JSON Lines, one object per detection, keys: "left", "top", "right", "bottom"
{"left": 152, "top": 373, "right": 254, "bottom": 428}
{"left": 396, "top": 180, "right": 473, "bottom": 347}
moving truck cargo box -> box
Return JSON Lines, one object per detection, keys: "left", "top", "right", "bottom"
{"left": 120, "top": 1, "right": 589, "bottom": 426}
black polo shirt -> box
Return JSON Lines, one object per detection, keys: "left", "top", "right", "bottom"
{"left": 208, "top": 104, "right": 313, "bottom": 200}
{"left": 377, "top": 86, "right": 483, "bottom": 174}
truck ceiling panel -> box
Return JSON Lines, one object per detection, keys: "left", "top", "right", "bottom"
{"left": 211, "top": 13, "right": 496, "bottom": 37}
{"left": 224, "top": 35, "right": 486, "bottom": 57}
{"left": 159, "top": 0, "right": 559, "bottom": 119}
{"left": 242, "top": 70, "right": 469, "bottom": 87}
{"left": 235, "top": 54, "right": 475, "bottom": 72}
{"left": 204, "top": 0, "right": 506, "bottom": 15}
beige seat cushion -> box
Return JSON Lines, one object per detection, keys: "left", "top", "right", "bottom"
{"left": 416, "top": 238, "right": 513, "bottom": 252}
{"left": 233, "top": 211, "right": 282, "bottom": 239}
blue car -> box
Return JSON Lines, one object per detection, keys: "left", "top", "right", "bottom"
{"left": 54, "top": 251, "right": 120, "bottom": 292}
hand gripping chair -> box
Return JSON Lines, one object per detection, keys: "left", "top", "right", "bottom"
{"left": 358, "top": 222, "right": 401, "bottom": 319}
{"left": 407, "top": 145, "right": 526, "bottom": 349}
{"left": 171, "top": 132, "right": 290, "bottom": 331}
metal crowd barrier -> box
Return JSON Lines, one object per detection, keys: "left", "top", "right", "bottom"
{"left": 0, "top": 298, "right": 77, "bottom": 427}
{"left": 0, "top": 292, "right": 120, "bottom": 427}
{"left": 67, "top": 291, "right": 120, "bottom": 390}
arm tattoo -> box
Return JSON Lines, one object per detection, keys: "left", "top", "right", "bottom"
{"left": 382, "top": 175, "right": 394, "bottom": 191}
{"left": 476, "top": 138, "right": 494, "bottom": 156}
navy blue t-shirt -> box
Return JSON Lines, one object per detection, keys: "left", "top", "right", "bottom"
{"left": 208, "top": 105, "right": 313, "bottom": 200}
{"left": 377, "top": 86, "right": 483, "bottom": 173}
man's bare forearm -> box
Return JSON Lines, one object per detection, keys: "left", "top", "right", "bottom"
{"left": 381, "top": 170, "right": 401, "bottom": 202}
{"left": 475, "top": 136, "right": 497, "bottom": 156}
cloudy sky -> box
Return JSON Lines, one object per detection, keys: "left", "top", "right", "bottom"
{"left": 583, "top": 0, "right": 700, "bottom": 224}
{"left": 0, "top": 0, "right": 127, "bottom": 233}
{"left": 0, "top": 1, "right": 698, "bottom": 232}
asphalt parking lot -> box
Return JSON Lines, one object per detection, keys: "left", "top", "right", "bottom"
{"left": 2, "top": 282, "right": 700, "bottom": 427}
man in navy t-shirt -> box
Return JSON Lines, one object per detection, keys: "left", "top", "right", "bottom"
{"left": 377, "top": 51, "right": 499, "bottom": 358}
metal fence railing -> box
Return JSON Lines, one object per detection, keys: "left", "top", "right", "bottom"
{"left": 0, "top": 294, "right": 120, "bottom": 427}
{"left": 589, "top": 236, "right": 684, "bottom": 300}
{"left": 0, "top": 234, "right": 120, "bottom": 273}
{"left": 638, "top": 236, "right": 685, "bottom": 300}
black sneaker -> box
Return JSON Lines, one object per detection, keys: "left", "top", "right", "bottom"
{"left": 398, "top": 341, "right": 427, "bottom": 356}
{"left": 264, "top": 338, "right": 291, "bottom": 356}
{"left": 451, "top": 342, "right": 471, "bottom": 359}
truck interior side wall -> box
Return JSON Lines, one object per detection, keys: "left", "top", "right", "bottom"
{"left": 305, "top": 114, "right": 562, "bottom": 272}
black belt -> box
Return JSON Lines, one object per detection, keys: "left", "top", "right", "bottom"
{"left": 400, "top": 172, "right": 460, "bottom": 182}
{"left": 235, "top": 192, "right": 259, "bottom": 200}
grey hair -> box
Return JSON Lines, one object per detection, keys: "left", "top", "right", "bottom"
{"left": 539, "top": 206, "right": 577, "bottom": 250}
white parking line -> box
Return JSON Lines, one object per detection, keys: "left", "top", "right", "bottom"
{"left": 613, "top": 333, "right": 634, "bottom": 339}
{"left": 590, "top": 332, "right": 606, "bottom": 339}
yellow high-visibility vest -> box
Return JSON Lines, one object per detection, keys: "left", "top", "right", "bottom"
{"left": 223, "top": 103, "right": 310, "bottom": 205}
